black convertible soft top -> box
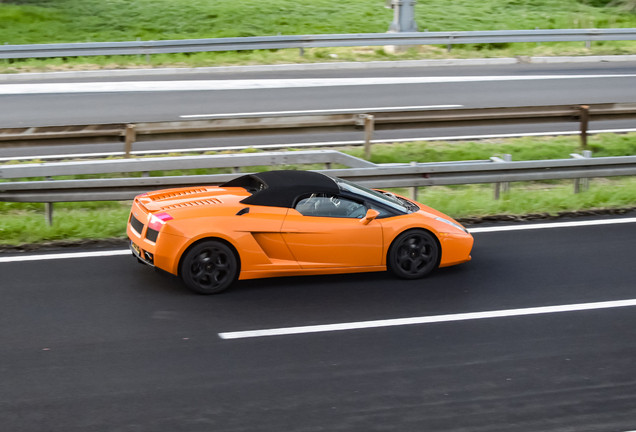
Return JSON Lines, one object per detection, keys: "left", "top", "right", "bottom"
{"left": 221, "top": 170, "right": 340, "bottom": 208}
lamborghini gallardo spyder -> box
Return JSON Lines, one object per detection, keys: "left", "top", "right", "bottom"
{"left": 127, "top": 170, "right": 473, "bottom": 294}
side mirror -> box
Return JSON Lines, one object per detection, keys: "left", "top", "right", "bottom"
{"left": 360, "top": 209, "right": 380, "bottom": 225}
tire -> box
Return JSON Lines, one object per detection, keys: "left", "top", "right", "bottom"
{"left": 180, "top": 240, "right": 239, "bottom": 294}
{"left": 387, "top": 230, "right": 439, "bottom": 280}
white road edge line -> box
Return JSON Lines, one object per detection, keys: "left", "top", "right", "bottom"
{"left": 218, "top": 298, "right": 636, "bottom": 339}
{"left": 468, "top": 217, "right": 636, "bottom": 233}
{"left": 179, "top": 105, "right": 463, "bottom": 118}
{"left": 0, "top": 249, "right": 131, "bottom": 263}
{"left": 2, "top": 75, "right": 636, "bottom": 95}
{"left": 2, "top": 127, "right": 636, "bottom": 162}
{"left": 2, "top": 217, "right": 635, "bottom": 264}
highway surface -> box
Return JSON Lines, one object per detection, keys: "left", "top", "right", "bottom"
{"left": 1, "top": 217, "right": 636, "bottom": 431}
{"left": 1, "top": 62, "right": 636, "bottom": 159}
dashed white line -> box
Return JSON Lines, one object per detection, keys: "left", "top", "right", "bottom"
{"left": 179, "top": 105, "right": 463, "bottom": 118}
{"left": 2, "top": 127, "right": 635, "bottom": 162}
{"left": 218, "top": 298, "right": 636, "bottom": 339}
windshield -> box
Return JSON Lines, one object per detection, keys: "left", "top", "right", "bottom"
{"left": 332, "top": 177, "right": 409, "bottom": 213}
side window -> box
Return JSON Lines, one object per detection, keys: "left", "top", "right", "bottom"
{"left": 295, "top": 194, "right": 367, "bottom": 218}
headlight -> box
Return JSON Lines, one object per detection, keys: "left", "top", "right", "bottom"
{"left": 435, "top": 217, "right": 467, "bottom": 233}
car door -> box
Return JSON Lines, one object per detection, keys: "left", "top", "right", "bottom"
{"left": 281, "top": 193, "right": 383, "bottom": 269}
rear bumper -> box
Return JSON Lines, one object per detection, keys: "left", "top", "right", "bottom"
{"left": 130, "top": 240, "right": 155, "bottom": 267}
{"left": 128, "top": 223, "right": 189, "bottom": 275}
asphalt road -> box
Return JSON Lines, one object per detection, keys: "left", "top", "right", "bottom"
{"left": 2, "top": 218, "right": 636, "bottom": 431}
{"left": 1, "top": 62, "right": 636, "bottom": 158}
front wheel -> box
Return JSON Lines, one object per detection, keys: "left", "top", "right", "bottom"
{"left": 180, "top": 240, "right": 238, "bottom": 294}
{"left": 387, "top": 230, "right": 439, "bottom": 280}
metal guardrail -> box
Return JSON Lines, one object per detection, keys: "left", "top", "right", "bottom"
{"left": 2, "top": 150, "right": 635, "bottom": 203}
{"left": 1, "top": 29, "right": 636, "bottom": 59}
{"left": 0, "top": 151, "right": 374, "bottom": 203}
{"left": 2, "top": 103, "right": 636, "bottom": 159}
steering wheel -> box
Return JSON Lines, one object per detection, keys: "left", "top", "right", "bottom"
{"left": 345, "top": 202, "right": 366, "bottom": 218}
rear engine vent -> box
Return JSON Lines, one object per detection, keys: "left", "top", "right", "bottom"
{"left": 146, "top": 227, "right": 159, "bottom": 243}
{"left": 130, "top": 215, "right": 144, "bottom": 234}
{"left": 160, "top": 198, "right": 223, "bottom": 211}
{"left": 150, "top": 188, "right": 208, "bottom": 201}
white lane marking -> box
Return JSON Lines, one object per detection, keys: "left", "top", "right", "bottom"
{"left": 2, "top": 127, "right": 636, "bottom": 162}
{"left": 1, "top": 217, "right": 635, "bottom": 264}
{"left": 179, "top": 105, "right": 463, "bottom": 118}
{"left": 1, "top": 74, "right": 635, "bottom": 94}
{"left": 468, "top": 217, "right": 636, "bottom": 233}
{"left": 0, "top": 249, "right": 131, "bottom": 263}
{"left": 218, "top": 298, "right": 636, "bottom": 339}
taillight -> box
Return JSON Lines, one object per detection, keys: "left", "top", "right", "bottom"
{"left": 148, "top": 212, "right": 173, "bottom": 231}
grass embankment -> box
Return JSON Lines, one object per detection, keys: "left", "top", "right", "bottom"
{"left": 1, "top": 0, "right": 635, "bottom": 72}
{"left": 1, "top": 133, "right": 636, "bottom": 245}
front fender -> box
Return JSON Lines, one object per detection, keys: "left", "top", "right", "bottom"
{"left": 378, "top": 213, "right": 473, "bottom": 267}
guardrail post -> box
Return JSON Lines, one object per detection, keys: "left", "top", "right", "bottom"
{"left": 124, "top": 124, "right": 136, "bottom": 158}
{"left": 325, "top": 162, "right": 332, "bottom": 170}
{"left": 572, "top": 150, "right": 592, "bottom": 193}
{"left": 491, "top": 154, "right": 511, "bottom": 200}
{"left": 581, "top": 150, "right": 591, "bottom": 192}
{"left": 502, "top": 154, "right": 512, "bottom": 193}
{"left": 388, "top": 0, "right": 418, "bottom": 33}
{"left": 43, "top": 175, "right": 54, "bottom": 226}
{"left": 232, "top": 167, "right": 241, "bottom": 174}
{"left": 409, "top": 161, "right": 418, "bottom": 201}
{"left": 364, "top": 115, "right": 374, "bottom": 160}
{"left": 357, "top": 114, "right": 375, "bottom": 160}
{"left": 579, "top": 105, "right": 589, "bottom": 150}
{"left": 44, "top": 203, "right": 53, "bottom": 226}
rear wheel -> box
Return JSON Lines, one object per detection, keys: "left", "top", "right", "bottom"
{"left": 388, "top": 230, "right": 439, "bottom": 280}
{"left": 181, "top": 240, "right": 238, "bottom": 294}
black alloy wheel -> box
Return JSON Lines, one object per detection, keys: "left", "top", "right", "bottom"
{"left": 388, "top": 230, "right": 439, "bottom": 280}
{"left": 181, "top": 240, "right": 238, "bottom": 294}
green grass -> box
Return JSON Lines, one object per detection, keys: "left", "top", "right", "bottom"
{"left": 2, "top": 132, "right": 636, "bottom": 245}
{"left": 2, "top": 0, "right": 634, "bottom": 43}
{"left": 390, "top": 178, "right": 636, "bottom": 218}
{"left": 2, "top": 177, "right": 635, "bottom": 245}
{"left": 346, "top": 132, "right": 636, "bottom": 164}
{"left": 0, "top": 202, "right": 130, "bottom": 245}
{"left": 1, "top": 0, "right": 636, "bottom": 72}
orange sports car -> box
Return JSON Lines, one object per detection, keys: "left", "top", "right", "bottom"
{"left": 127, "top": 170, "right": 473, "bottom": 294}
